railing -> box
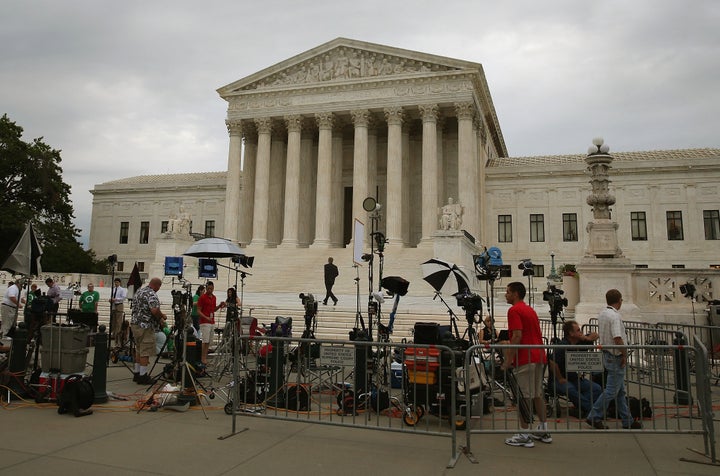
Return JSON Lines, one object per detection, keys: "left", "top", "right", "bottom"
{"left": 201, "top": 332, "right": 462, "bottom": 468}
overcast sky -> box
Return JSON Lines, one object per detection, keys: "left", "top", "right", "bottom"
{"left": 1, "top": 1, "right": 718, "bottom": 247}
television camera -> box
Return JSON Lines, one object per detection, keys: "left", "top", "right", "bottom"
{"left": 542, "top": 284, "right": 568, "bottom": 320}
{"left": 299, "top": 292, "right": 318, "bottom": 330}
{"left": 455, "top": 289, "right": 484, "bottom": 324}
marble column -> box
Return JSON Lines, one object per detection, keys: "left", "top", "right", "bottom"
{"left": 299, "top": 129, "right": 315, "bottom": 246}
{"left": 250, "top": 117, "right": 272, "bottom": 247}
{"left": 331, "top": 121, "right": 345, "bottom": 247}
{"left": 368, "top": 118, "right": 378, "bottom": 203}
{"left": 402, "top": 122, "right": 412, "bottom": 246}
{"left": 436, "top": 116, "right": 446, "bottom": 213}
{"left": 475, "top": 117, "right": 487, "bottom": 245}
{"left": 384, "top": 107, "right": 404, "bottom": 246}
{"left": 351, "top": 109, "right": 370, "bottom": 238}
{"left": 223, "top": 120, "right": 243, "bottom": 242}
{"left": 312, "top": 112, "right": 334, "bottom": 247}
{"left": 239, "top": 123, "right": 257, "bottom": 246}
{"left": 280, "top": 115, "right": 302, "bottom": 247}
{"left": 456, "top": 102, "right": 476, "bottom": 239}
{"left": 420, "top": 103, "right": 439, "bottom": 244}
{"left": 268, "top": 128, "right": 286, "bottom": 246}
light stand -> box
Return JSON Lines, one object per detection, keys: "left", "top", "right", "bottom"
{"left": 218, "top": 256, "right": 252, "bottom": 440}
{"left": 107, "top": 254, "right": 117, "bottom": 364}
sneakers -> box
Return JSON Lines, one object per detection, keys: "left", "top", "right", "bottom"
{"left": 529, "top": 424, "right": 552, "bottom": 444}
{"left": 505, "top": 433, "right": 535, "bottom": 448}
{"left": 586, "top": 418, "right": 609, "bottom": 429}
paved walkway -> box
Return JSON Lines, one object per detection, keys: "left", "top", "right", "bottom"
{"left": 1, "top": 363, "right": 718, "bottom": 476}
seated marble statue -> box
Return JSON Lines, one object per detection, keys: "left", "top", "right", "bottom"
{"left": 439, "top": 197, "right": 463, "bottom": 231}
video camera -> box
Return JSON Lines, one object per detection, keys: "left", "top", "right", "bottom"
{"left": 454, "top": 289, "right": 484, "bottom": 323}
{"left": 542, "top": 284, "right": 568, "bottom": 318}
{"left": 299, "top": 292, "right": 317, "bottom": 316}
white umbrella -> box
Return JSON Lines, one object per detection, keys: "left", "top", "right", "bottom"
{"left": 183, "top": 238, "right": 245, "bottom": 258}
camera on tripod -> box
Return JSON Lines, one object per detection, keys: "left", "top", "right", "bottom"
{"left": 226, "top": 302, "right": 239, "bottom": 321}
{"left": 299, "top": 293, "right": 317, "bottom": 317}
{"left": 454, "top": 289, "right": 484, "bottom": 323}
{"left": 542, "top": 284, "right": 568, "bottom": 317}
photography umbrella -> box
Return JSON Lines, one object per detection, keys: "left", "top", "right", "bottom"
{"left": 183, "top": 238, "right": 245, "bottom": 258}
{"left": 1, "top": 222, "right": 43, "bottom": 277}
{"left": 421, "top": 258, "right": 470, "bottom": 295}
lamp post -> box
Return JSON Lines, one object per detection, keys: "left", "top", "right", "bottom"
{"left": 548, "top": 251, "right": 560, "bottom": 281}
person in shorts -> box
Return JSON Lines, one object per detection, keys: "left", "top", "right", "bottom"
{"left": 501, "top": 281, "right": 550, "bottom": 447}
{"left": 130, "top": 277, "right": 167, "bottom": 385}
{"left": 197, "top": 282, "right": 225, "bottom": 364}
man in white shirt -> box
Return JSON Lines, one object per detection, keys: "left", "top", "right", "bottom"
{"left": 109, "top": 278, "right": 128, "bottom": 347}
{"left": 1, "top": 281, "right": 20, "bottom": 337}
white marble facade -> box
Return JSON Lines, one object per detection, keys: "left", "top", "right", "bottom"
{"left": 88, "top": 38, "right": 720, "bottom": 283}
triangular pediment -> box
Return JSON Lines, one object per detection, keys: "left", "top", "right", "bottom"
{"left": 218, "top": 38, "right": 482, "bottom": 96}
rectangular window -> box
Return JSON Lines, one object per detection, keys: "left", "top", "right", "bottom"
{"left": 204, "top": 220, "right": 216, "bottom": 238}
{"left": 161, "top": 221, "right": 169, "bottom": 233}
{"left": 498, "top": 215, "right": 512, "bottom": 242}
{"left": 666, "top": 211, "right": 684, "bottom": 240}
{"left": 139, "top": 221, "right": 150, "bottom": 244}
{"left": 116, "top": 262, "right": 124, "bottom": 272}
{"left": 137, "top": 262, "right": 145, "bottom": 272}
{"left": 533, "top": 264, "right": 545, "bottom": 277}
{"left": 703, "top": 210, "right": 720, "bottom": 240}
{"left": 562, "top": 213, "right": 578, "bottom": 242}
{"left": 119, "top": 222, "right": 129, "bottom": 244}
{"left": 631, "top": 212, "right": 648, "bottom": 241}
{"left": 671, "top": 264, "right": 685, "bottom": 269}
{"left": 634, "top": 264, "right": 648, "bottom": 269}
{"left": 499, "top": 265, "right": 512, "bottom": 278}
{"left": 530, "top": 214, "right": 545, "bottom": 242}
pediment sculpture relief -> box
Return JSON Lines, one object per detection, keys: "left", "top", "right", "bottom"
{"left": 243, "top": 48, "right": 459, "bottom": 90}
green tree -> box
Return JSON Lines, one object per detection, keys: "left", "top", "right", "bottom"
{"left": 0, "top": 114, "right": 107, "bottom": 273}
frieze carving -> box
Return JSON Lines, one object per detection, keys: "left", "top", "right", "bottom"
{"left": 241, "top": 47, "right": 459, "bottom": 91}
{"left": 228, "top": 79, "right": 473, "bottom": 113}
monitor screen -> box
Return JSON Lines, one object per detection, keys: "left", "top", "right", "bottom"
{"left": 198, "top": 258, "right": 218, "bottom": 278}
{"left": 164, "top": 256, "right": 183, "bottom": 276}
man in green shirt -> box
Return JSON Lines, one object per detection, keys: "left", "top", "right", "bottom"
{"left": 80, "top": 283, "right": 100, "bottom": 313}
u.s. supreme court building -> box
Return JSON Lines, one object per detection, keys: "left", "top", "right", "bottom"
{"left": 89, "top": 38, "right": 720, "bottom": 302}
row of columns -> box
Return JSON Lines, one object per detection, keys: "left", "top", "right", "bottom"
{"left": 223, "top": 102, "right": 486, "bottom": 248}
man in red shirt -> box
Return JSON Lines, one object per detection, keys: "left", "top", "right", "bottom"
{"left": 501, "top": 281, "right": 550, "bottom": 447}
{"left": 197, "top": 281, "right": 225, "bottom": 364}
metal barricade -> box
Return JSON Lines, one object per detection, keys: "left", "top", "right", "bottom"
{"left": 460, "top": 341, "right": 715, "bottom": 464}
{"left": 207, "top": 334, "right": 462, "bottom": 468}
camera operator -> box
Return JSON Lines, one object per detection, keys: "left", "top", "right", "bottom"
{"left": 197, "top": 282, "right": 225, "bottom": 365}
{"left": 299, "top": 293, "right": 318, "bottom": 334}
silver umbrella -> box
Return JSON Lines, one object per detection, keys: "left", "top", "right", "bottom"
{"left": 183, "top": 238, "right": 245, "bottom": 258}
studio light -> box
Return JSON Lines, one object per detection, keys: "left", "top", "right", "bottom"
{"left": 363, "top": 197, "right": 377, "bottom": 212}
{"left": 680, "top": 283, "right": 696, "bottom": 298}
{"left": 518, "top": 259, "right": 534, "bottom": 276}
{"left": 232, "top": 255, "right": 254, "bottom": 268}
{"left": 361, "top": 253, "right": 373, "bottom": 262}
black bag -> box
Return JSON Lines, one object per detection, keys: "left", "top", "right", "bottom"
{"left": 606, "top": 396, "right": 652, "bottom": 420}
{"left": 57, "top": 374, "right": 94, "bottom": 417}
{"left": 282, "top": 384, "right": 310, "bottom": 411}
{"left": 413, "top": 322, "right": 440, "bottom": 345}
{"left": 629, "top": 396, "right": 653, "bottom": 419}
